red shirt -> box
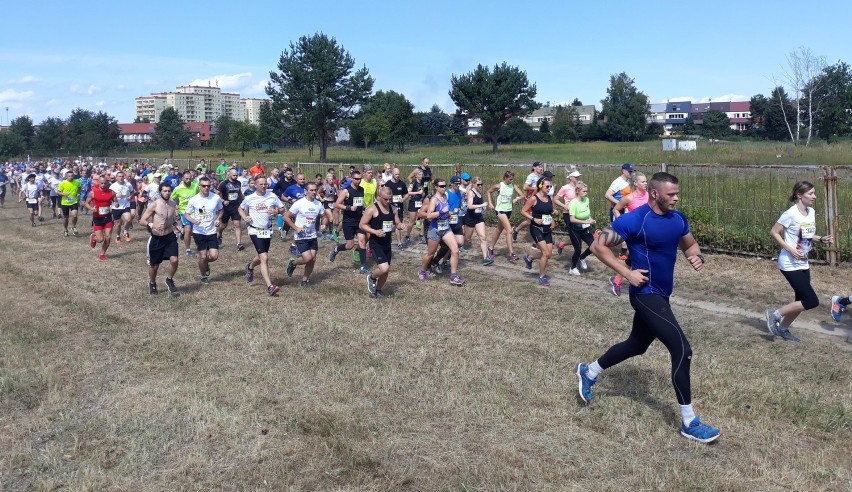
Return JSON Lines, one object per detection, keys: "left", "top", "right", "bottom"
{"left": 249, "top": 165, "right": 265, "bottom": 177}
{"left": 91, "top": 186, "right": 115, "bottom": 218}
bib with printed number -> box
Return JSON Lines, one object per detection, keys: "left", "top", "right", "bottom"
{"left": 98, "top": 206, "right": 110, "bottom": 215}
{"left": 437, "top": 219, "right": 449, "bottom": 231}
{"left": 382, "top": 220, "right": 394, "bottom": 232}
{"left": 253, "top": 228, "right": 272, "bottom": 238}
{"left": 414, "top": 200, "right": 423, "bottom": 208}
{"left": 27, "top": 198, "right": 37, "bottom": 204}
{"left": 228, "top": 192, "right": 238, "bottom": 201}
{"left": 475, "top": 207, "right": 483, "bottom": 214}
{"left": 392, "top": 195, "right": 402, "bottom": 203}
{"left": 541, "top": 214, "right": 553, "bottom": 226}
{"left": 449, "top": 213, "right": 459, "bottom": 225}
{"left": 499, "top": 195, "right": 511, "bottom": 204}
{"left": 353, "top": 197, "right": 363, "bottom": 207}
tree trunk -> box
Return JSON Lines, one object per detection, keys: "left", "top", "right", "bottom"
{"left": 320, "top": 130, "right": 328, "bottom": 163}
{"left": 491, "top": 135, "right": 499, "bottom": 153}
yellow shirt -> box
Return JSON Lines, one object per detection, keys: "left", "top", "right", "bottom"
{"left": 360, "top": 179, "right": 378, "bottom": 207}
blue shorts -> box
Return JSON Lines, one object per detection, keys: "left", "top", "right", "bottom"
{"left": 180, "top": 214, "right": 191, "bottom": 227}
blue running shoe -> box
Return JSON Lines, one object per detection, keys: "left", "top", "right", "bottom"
{"left": 680, "top": 417, "right": 721, "bottom": 443}
{"left": 523, "top": 254, "right": 533, "bottom": 270}
{"left": 358, "top": 266, "right": 370, "bottom": 274}
{"left": 286, "top": 258, "right": 297, "bottom": 277}
{"left": 831, "top": 296, "right": 845, "bottom": 322}
{"left": 576, "top": 363, "right": 596, "bottom": 403}
{"left": 328, "top": 247, "right": 339, "bottom": 262}
{"left": 289, "top": 244, "right": 300, "bottom": 257}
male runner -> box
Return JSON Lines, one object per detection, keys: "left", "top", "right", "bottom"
{"left": 361, "top": 186, "right": 406, "bottom": 297}
{"left": 140, "top": 182, "right": 180, "bottom": 295}
{"left": 217, "top": 168, "right": 245, "bottom": 251}
{"left": 84, "top": 174, "right": 117, "bottom": 261}
{"left": 172, "top": 170, "right": 200, "bottom": 257}
{"left": 109, "top": 171, "right": 135, "bottom": 243}
{"left": 239, "top": 174, "right": 284, "bottom": 296}
{"left": 184, "top": 177, "right": 224, "bottom": 284}
{"left": 57, "top": 170, "right": 81, "bottom": 236}
{"left": 283, "top": 182, "right": 332, "bottom": 287}
{"left": 328, "top": 170, "right": 369, "bottom": 274}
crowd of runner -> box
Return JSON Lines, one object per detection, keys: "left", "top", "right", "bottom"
{"left": 2, "top": 155, "right": 846, "bottom": 444}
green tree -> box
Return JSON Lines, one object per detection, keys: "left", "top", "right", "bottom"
{"left": 418, "top": 104, "right": 451, "bottom": 136}
{"left": 811, "top": 62, "right": 852, "bottom": 143}
{"left": 9, "top": 116, "right": 35, "bottom": 152}
{"left": 682, "top": 117, "right": 697, "bottom": 135}
{"left": 498, "top": 118, "right": 539, "bottom": 144}
{"left": 257, "top": 100, "right": 284, "bottom": 150}
{"left": 600, "top": 72, "right": 649, "bottom": 142}
{"left": 213, "top": 115, "right": 235, "bottom": 149}
{"left": 571, "top": 98, "right": 584, "bottom": 106}
{"left": 153, "top": 107, "right": 191, "bottom": 158}
{"left": 0, "top": 131, "right": 24, "bottom": 160}
{"left": 700, "top": 110, "right": 732, "bottom": 138}
{"left": 449, "top": 62, "right": 540, "bottom": 152}
{"left": 749, "top": 89, "right": 796, "bottom": 141}
{"left": 448, "top": 114, "right": 467, "bottom": 136}
{"left": 267, "top": 32, "right": 374, "bottom": 162}
{"left": 230, "top": 121, "right": 259, "bottom": 157}
{"left": 64, "top": 108, "right": 98, "bottom": 155}
{"left": 35, "top": 117, "right": 65, "bottom": 154}
{"left": 539, "top": 118, "right": 550, "bottom": 134}
{"left": 550, "top": 105, "right": 579, "bottom": 143}
{"left": 91, "top": 111, "right": 121, "bottom": 154}
{"left": 354, "top": 90, "right": 418, "bottom": 151}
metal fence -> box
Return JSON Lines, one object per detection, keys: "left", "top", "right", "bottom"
{"left": 93, "top": 157, "right": 852, "bottom": 265}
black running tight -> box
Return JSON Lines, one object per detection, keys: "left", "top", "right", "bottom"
{"left": 597, "top": 294, "right": 693, "bottom": 404}
{"left": 565, "top": 217, "right": 594, "bottom": 269}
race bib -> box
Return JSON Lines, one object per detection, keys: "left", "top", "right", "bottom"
{"left": 392, "top": 194, "right": 402, "bottom": 203}
{"left": 26, "top": 198, "right": 37, "bottom": 204}
{"left": 98, "top": 206, "right": 110, "bottom": 215}
{"left": 800, "top": 223, "right": 815, "bottom": 238}
{"left": 449, "top": 213, "right": 459, "bottom": 225}
{"left": 499, "top": 195, "right": 511, "bottom": 204}
{"left": 437, "top": 219, "right": 449, "bottom": 231}
{"left": 475, "top": 207, "right": 483, "bottom": 214}
{"left": 414, "top": 200, "right": 423, "bottom": 208}
{"left": 581, "top": 223, "right": 590, "bottom": 229}
{"left": 253, "top": 228, "right": 272, "bottom": 238}
{"left": 353, "top": 197, "right": 363, "bottom": 207}
{"left": 228, "top": 192, "right": 238, "bottom": 201}
{"left": 382, "top": 220, "right": 394, "bottom": 232}
{"left": 541, "top": 214, "right": 553, "bottom": 226}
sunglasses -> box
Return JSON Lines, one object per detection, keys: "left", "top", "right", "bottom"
{"left": 200, "top": 184, "right": 211, "bottom": 188}
{"left": 436, "top": 184, "right": 447, "bottom": 188}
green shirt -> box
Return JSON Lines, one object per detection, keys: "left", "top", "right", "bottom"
{"left": 569, "top": 196, "right": 591, "bottom": 221}
{"left": 172, "top": 181, "right": 199, "bottom": 214}
{"left": 495, "top": 182, "right": 514, "bottom": 213}
{"left": 216, "top": 164, "right": 229, "bottom": 181}
{"left": 57, "top": 179, "right": 81, "bottom": 206}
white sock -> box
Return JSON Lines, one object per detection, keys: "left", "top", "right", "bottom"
{"left": 587, "top": 361, "right": 603, "bottom": 380}
{"left": 772, "top": 309, "right": 782, "bottom": 321}
{"left": 680, "top": 404, "right": 696, "bottom": 426}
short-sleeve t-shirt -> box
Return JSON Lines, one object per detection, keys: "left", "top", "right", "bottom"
{"left": 185, "top": 192, "right": 223, "bottom": 235}
{"left": 776, "top": 204, "right": 815, "bottom": 272}
{"left": 610, "top": 204, "right": 690, "bottom": 298}
{"left": 240, "top": 191, "right": 284, "bottom": 231}
{"left": 556, "top": 184, "right": 576, "bottom": 205}
{"left": 608, "top": 176, "right": 631, "bottom": 206}
{"left": 57, "top": 179, "right": 81, "bottom": 206}
{"left": 360, "top": 179, "right": 378, "bottom": 207}
{"left": 172, "top": 181, "right": 200, "bottom": 214}
{"left": 568, "top": 197, "right": 591, "bottom": 223}
{"left": 109, "top": 181, "right": 134, "bottom": 209}
{"left": 289, "top": 197, "right": 325, "bottom": 241}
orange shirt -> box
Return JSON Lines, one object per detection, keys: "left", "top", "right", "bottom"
{"left": 249, "top": 164, "right": 265, "bottom": 177}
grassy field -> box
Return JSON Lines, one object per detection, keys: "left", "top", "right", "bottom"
{"left": 1, "top": 200, "right": 850, "bottom": 490}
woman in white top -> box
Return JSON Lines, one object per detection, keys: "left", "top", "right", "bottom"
{"left": 765, "top": 181, "right": 832, "bottom": 342}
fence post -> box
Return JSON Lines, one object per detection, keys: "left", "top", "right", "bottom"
{"left": 660, "top": 162, "right": 667, "bottom": 173}
{"left": 822, "top": 166, "right": 839, "bottom": 267}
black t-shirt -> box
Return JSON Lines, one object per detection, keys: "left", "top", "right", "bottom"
{"left": 384, "top": 180, "right": 407, "bottom": 208}
{"left": 218, "top": 179, "right": 243, "bottom": 206}
{"left": 419, "top": 166, "right": 432, "bottom": 194}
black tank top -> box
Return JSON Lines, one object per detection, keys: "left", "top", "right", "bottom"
{"left": 342, "top": 185, "right": 365, "bottom": 222}
{"left": 530, "top": 195, "right": 554, "bottom": 232}
{"left": 469, "top": 190, "right": 484, "bottom": 218}
{"left": 369, "top": 201, "right": 395, "bottom": 245}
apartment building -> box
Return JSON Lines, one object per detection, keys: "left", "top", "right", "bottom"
{"left": 135, "top": 85, "right": 268, "bottom": 124}
{"left": 242, "top": 98, "right": 267, "bottom": 125}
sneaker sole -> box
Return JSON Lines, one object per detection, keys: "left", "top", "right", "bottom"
{"left": 576, "top": 364, "right": 589, "bottom": 403}
{"left": 680, "top": 429, "right": 721, "bottom": 443}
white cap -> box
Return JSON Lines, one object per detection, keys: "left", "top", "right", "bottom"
{"left": 568, "top": 170, "right": 581, "bottom": 178}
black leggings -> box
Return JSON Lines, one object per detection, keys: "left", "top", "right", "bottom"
{"left": 565, "top": 216, "right": 594, "bottom": 269}
{"left": 598, "top": 294, "right": 693, "bottom": 405}
{"left": 780, "top": 269, "right": 820, "bottom": 310}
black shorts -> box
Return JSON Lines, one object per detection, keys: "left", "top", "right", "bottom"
{"left": 296, "top": 238, "right": 319, "bottom": 254}
{"left": 450, "top": 222, "right": 464, "bottom": 235}
{"left": 0, "top": 187, "right": 6, "bottom": 197}
{"left": 26, "top": 201, "right": 39, "bottom": 210}
{"left": 250, "top": 234, "right": 272, "bottom": 254}
{"left": 369, "top": 238, "right": 392, "bottom": 265}
{"left": 193, "top": 233, "right": 219, "bottom": 251}
{"left": 221, "top": 205, "right": 241, "bottom": 223}
{"left": 408, "top": 199, "right": 424, "bottom": 213}
{"left": 147, "top": 233, "right": 179, "bottom": 266}
{"left": 111, "top": 208, "right": 130, "bottom": 220}
{"left": 392, "top": 204, "right": 404, "bottom": 222}
{"left": 129, "top": 201, "right": 136, "bottom": 210}
{"left": 464, "top": 214, "right": 484, "bottom": 227}
{"left": 324, "top": 200, "right": 337, "bottom": 211}
{"left": 92, "top": 216, "right": 113, "bottom": 228}
{"left": 61, "top": 204, "right": 79, "bottom": 217}
{"left": 342, "top": 221, "right": 363, "bottom": 241}
{"left": 530, "top": 225, "right": 553, "bottom": 245}
{"left": 497, "top": 210, "right": 512, "bottom": 219}
{"left": 50, "top": 196, "right": 60, "bottom": 207}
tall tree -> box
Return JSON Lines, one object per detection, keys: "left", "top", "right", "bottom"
{"left": 91, "top": 111, "right": 121, "bottom": 154}
{"left": 571, "top": 98, "right": 584, "bottom": 106}
{"left": 600, "top": 72, "right": 649, "bottom": 142}
{"left": 449, "top": 62, "right": 540, "bottom": 152}
{"left": 699, "top": 110, "right": 731, "bottom": 138}
{"left": 0, "top": 131, "right": 24, "bottom": 160}
{"left": 356, "top": 90, "right": 418, "bottom": 151}
{"left": 257, "top": 100, "right": 284, "bottom": 150}
{"left": 267, "top": 32, "right": 374, "bottom": 162}
{"left": 749, "top": 89, "right": 796, "bottom": 141}
{"left": 35, "top": 117, "right": 65, "bottom": 153}
{"left": 550, "top": 105, "right": 580, "bottom": 143}
{"left": 418, "top": 104, "right": 451, "bottom": 136}
{"left": 774, "top": 46, "right": 826, "bottom": 145}
{"left": 8, "top": 116, "right": 35, "bottom": 152}
{"left": 153, "top": 107, "right": 191, "bottom": 158}
{"left": 230, "top": 121, "right": 259, "bottom": 157}
{"left": 498, "top": 118, "right": 539, "bottom": 144}
{"left": 213, "top": 115, "right": 235, "bottom": 149}
{"left": 811, "top": 61, "right": 852, "bottom": 143}
{"left": 65, "top": 108, "right": 97, "bottom": 155}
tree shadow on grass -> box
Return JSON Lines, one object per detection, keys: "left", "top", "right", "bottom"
{"left": 599, "top": 364, "right": 681, "bottom": 428}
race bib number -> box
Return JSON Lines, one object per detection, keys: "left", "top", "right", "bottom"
{"left": 253, "top": 228, "right": 272, "bottom": 238}
{"left": 392, "top": 194, "right": 402, "bottom": 203}
{"left": 581, "top": 223, "right": 590, "bottom": 229}
{"left": 800, "top": 223, "right": 815, "bottom": 238}
{"left": 353, "top": 197, "right": 363, "bottom": 207}
{"left": 541, "top": 214, "right": 553, "bottom": 226}
{"left": 475, "top": 207, "right": 483, "bottom": 214}
{"left": 382, "top": 220, "right": 394, "bottom": 232}
{"left": 499, "top": 195, "right": 511, "bottom": 204}
{"left": 449, "top": 213, "right": 459, "bottom": 225}
{"left": 228, "top": 192, "right": 238, "bottom": 201}
{"left": 98, "top": 206, "right": 110, "bottom": 215}
{"left": 26, "top": 198, "right": 37, "bottom": 204}
{"left": 437, "top": 219, "right": 449, "bottom": 231}
{"left": 414, "top": 200, "right": 423, "bottom": 208}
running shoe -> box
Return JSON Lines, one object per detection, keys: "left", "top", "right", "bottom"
{"left": 205, "top": 268, "right": 210, "bottom": 277}
{"left": 237, "top": 243, "right": 245, "bottom": 251}
{"left": 115, "top": 236, "right": 121, "bottom": 245}
{"left": 430, "top": 262, "right": 443, "bottom": 275}
{"left": 245, "top": 262, "right": 254, "bottom": 283}
{"left": 165, "top": 277, "right": 179, "bottom": 296}
{"left": 267, "top": 285, "right": 281, "bottom": 296}
{"left": 286, "top": 258, "right": 297, "bottom": 277}
{"left": 523, "top": 254, "right": 533, "bottom": 269}
{"left": 367, "top": 275, "right": 378, "bottom": 296}
{"left": 352, "top": 249, "right": 360, "bottom": 264}
{"left": 124, "top": 231, "right": 131, "bottom": 242}
{"left": 569, "top": 268, "right": 581, "bottom": 276}
{"left": 403, "top": 237, "right": 412, "bottom": 248}
{"left": 609, "top": 276, "right": 621, "bottom": 297}
{"left": 449, "top": 273, "right": 465, "bottom": 286}
{"left": 149, "top": 282, "right": 158, "bottom": 295}
{"left": 31, "top": 222, "right": 36, "bottom": 227}
{"left": 397, "top": 242, "right": 404, "bottom": 250}
{"left": 778, "top": 326, "right": 801, "bottom": 343}
{"left": 459, "top": 246, "right": 466, "bottom": 252}
{"left": 680, "top": 417, "right": 721, "bottom": 443}
{"left": 508, "top": 253, "right": 519, "bottom": 263}
{"left": 278, "top": 229, "right": 286, "bottom": 240}
{"left": 328, "top": 247, "right": 339, "bottom": 262}
{"left": 579, "top": 259, "right": 588, "bottom": 270}
{"left": 300, "top": 279, "right": 310, "bottom": 288}
{"left": 200, "top": 275, "right": 210, "bottom": 284}
{"left": 358, "top": 266, "right": 370, "bottom": 275}
{"left": 831, "top": 296, "right": 845, "bottom": 322}
{"left": 557, "top": 241, "right": 565, "bottom": 255}
{"left": 538, "top": 276, "right": 550, "bottom": 287}
{"left": 72, "top": 227, "right": 78, "bottom": 236}
{"left": 185, "top": 249, "right": 195, "bottom": 257}
{"left": 374, "top": 290, "right": 386, "bottom": 299}
{"left": 98, "top": 252, "right": 107, "bottom": 261}
{"left": 89, "top": 233, "right": 97, "bottom": 248}
{"left": 330, "top": 232, "right": 338, "bottom": 242}
{"left": 290, "top": 244, "right": 300, "bottom": 257}
{"left": 764, "top": 309, "right": 781, "bottom": 336}
{"left": 418, "top": 270, "right": 428, "bottom": 283}
{"left": 64, "top": 230, "right": 69, "bottom": 237}
{"left": 38, "top": 216, "right": 44, "bottom": 222}
{"left": 576, "top": 363, "right": 597, "bottom": 403}
{"left": 511, "top": 227, "right": 519, "bottom": 241}
{"left": 482, "top": 257, "right": 494, "bottom": 266}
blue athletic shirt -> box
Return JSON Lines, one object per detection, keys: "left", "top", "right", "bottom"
{"left": 610, "top": 203, "right": 690, "bottom": 298}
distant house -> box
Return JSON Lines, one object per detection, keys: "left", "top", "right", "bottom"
{"left": 118, "top": 122, "right": 211, "bottom": 145}
{"left": 523, "top": 105, "right": 596, "bottom": 131}
{"left": 649, "top": 100, "right": 752, "bottom": 134}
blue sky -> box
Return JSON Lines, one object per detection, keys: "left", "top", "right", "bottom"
{"left": 1, "top": 0, "right": 850, "bottom": 124}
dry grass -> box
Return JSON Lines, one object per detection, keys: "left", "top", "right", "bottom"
{"left": 1, "top": 203, "right": 850, "bottom": 491}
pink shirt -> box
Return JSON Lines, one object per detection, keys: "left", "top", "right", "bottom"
{"left": 626, "top": 189, "right": 649, "bottom": 212}
{"left": 556, "top": 184, "right": 576, "bottom": 205}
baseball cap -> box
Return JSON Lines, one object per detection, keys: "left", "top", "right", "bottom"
{"left": 622, "top": 163, "right": 636, "bottom": 172}
{"left": 568, "top": 170, "right": 582, "bottom": 178}
{"left": 450, "top": 176, "right": 461, "bottom": 184}
{"left": 153, "top": 172, "right": 162, "bottom": 178}
{"left": 532, "top": 161, "right": 543, "bottom": 168}
{"left": 542, "top": 171, "right": 554, "bottom": 179}
{"left": 460, "top": 172, "right": 471, "bottom": 180}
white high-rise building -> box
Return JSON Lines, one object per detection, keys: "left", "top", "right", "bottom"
{"left": 135, "top": 84, "right": 268, "bottom": 124}
{"left": 242, "top": 98, "right": 267, "bottom": 125}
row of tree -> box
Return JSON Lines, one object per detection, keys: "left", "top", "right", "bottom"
{"left": 0, "top": 109, "right": 121, "bottom": 159}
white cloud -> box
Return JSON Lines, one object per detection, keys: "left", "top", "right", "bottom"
{"left": 8, "top": 75, "right": 40, "bottom": 84}
{"left": 95, "top": 100, "right": 105, "bottom": 107}
{"left": 658, "top": 94, "right": 750, "bottom": 104}
{"left": 70, "top": 84, "right": 103, "bottom": 95}
{"left": 187, "top": 72, "right": 253, "bottom": 90}
{"left": 243, "top": 79, "right": 269, "bottom": 97}
{"left": 0, "top": 89, "right": 35, "bottom": 104}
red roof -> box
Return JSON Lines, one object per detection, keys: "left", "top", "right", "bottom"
{"left": 119, "top": 122, "right": 210, "bottom": 141}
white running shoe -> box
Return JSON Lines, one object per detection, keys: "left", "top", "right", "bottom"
{"left": 569, "top": 268, "right": 581, "bottom": 276}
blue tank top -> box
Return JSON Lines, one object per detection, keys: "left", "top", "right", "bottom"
{"left": 429, "top": 197, "right": 450, "bottom": 230}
